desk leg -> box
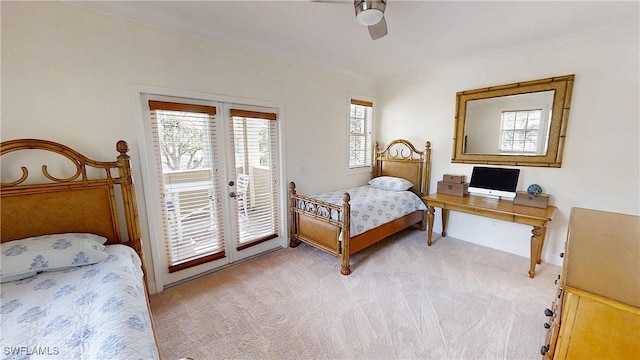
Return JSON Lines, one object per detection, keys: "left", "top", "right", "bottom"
{"left": 427, "top": 206, "right": 435, "bottom": 246}
{"left": 441, "top": 209, "right": 449, "bottom": 237}
{"left": 537, "top": 226, "right": 547, "bottom": 264}
{"left": 529, "top": 226, "right": 545, "bottom": 278}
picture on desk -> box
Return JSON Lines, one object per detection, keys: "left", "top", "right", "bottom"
{"left": 468, "top": 166, "right": 520, "bottom": 200}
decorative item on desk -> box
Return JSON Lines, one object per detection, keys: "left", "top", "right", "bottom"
{"left": 514, "top": 184, "right": 549, "bottom": 208}
{"left": 437, "top": 175, "right": 469, "bottom": 197}
{"left": 527, "top": 184, "right": 543, "bottom": 196}
{"left": 442, "top": 174, "right": 465, "bottom": 184}
{"left": 437, "top": 181, "right": 469, "bottom": 196}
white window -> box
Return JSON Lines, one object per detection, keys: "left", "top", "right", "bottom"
{"left": 349, "top": 98, "right": 373, "bottom": 171}
{"left": 499, "top": 109, "right": 543, "bottom": 153}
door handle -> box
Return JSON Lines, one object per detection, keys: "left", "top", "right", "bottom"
{"left": 229, "top": 192, "right": 237, "bottom": 198}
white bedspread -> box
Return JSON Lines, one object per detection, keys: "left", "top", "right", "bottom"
{"left": 310, "top": 185, "right": 427, "bottom": 237}
{"left": 0, "top": 245, "right": 159, "bottom": 360}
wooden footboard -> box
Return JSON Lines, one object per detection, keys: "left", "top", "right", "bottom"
{"left": 289, "top": 182, "right": 353, "bottom": 275}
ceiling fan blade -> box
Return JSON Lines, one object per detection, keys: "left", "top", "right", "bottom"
{"left": 368, "top": 16, "right": 387, "bottom": 40}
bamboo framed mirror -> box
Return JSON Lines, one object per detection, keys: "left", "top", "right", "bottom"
{"left": 452, "top": 75, "right": 574, "bottom": 168}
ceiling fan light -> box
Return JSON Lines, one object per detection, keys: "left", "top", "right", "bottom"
{"left": 356, "top": 8, "right": 383, "bottom": 26}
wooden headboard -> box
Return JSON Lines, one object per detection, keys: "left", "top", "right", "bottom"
{"left": 0, "top": 139, "right": 144, "bottom": 263}
{"left": 374, "top": 139, "right": 432, "bottom": 196}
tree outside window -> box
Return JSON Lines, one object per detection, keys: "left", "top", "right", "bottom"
{"left": 157, "top": 111, "right": 208, "bottom": 171}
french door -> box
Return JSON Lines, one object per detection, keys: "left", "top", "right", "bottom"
{"left": 139, "top": 93, "right": 283, "bottom": 290}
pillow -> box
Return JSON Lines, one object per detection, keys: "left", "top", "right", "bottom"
{"left": 368, "top": 176, "right": 414, "bottom": 191}
{"left": 0, "top": 233, "right": 109, "bottom": 283}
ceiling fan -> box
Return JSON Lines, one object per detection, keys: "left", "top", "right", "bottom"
{"left": 315, "top": 0, "right": 388, "bottom": 40}
{"left": 354, "top": 0, "right": 388, "bottom": 40}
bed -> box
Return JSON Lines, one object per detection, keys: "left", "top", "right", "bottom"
{"left": 289, "top": 139, "right": 431, "bottom": 275}
{"left": 0, "top": 139, "right": 159, "bottom": 359}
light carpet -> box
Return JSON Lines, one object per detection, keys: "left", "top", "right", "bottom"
{"left": 150, "top": 228, "right": 560, "bottom": 360}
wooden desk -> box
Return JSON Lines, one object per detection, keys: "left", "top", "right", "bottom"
{"left": 422, "top": 193, "right": 556, "bottom": 278}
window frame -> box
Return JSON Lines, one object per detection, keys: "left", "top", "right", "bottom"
{"left": 498, "top": 104, "right": 551, "bottom": 155}
{"left": 147, "top": 100, "right": 226, "bottom": 274}
{"left": 346, "top": 93, "right": 375, "bottom": 175}
{"left": 228, "top": 107, "right": 281, "bottom": 251}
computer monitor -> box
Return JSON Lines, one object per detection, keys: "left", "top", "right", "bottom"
{"left": 468, "top": 166, "right": 520, "bottom": 200}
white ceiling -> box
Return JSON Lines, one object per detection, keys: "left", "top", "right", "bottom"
{"left": 71, "top": 1, "right": 639, "bottom": 82}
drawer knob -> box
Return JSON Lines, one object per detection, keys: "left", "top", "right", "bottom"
{"left": 544, "top": 323, "right": 551, "bottom": 329}
{"left": 560, "top": 252, "right": 564, "bottom": 258}
{"left": 541, "top": 345, "right": 550, "bottom": 355}
{"left": 544, "top": 308, "right": 554, "bottom": 317}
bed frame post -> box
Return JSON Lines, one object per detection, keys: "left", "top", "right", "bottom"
{"left": 373, "top": 141, "right": 380, "bottom": 176}
{"left": 116, "top": 141, "right": 142, "bottom": 256}
{"left": 340, "top": 192, "right": 351, "bottom": 275}
{"left": 424, "top": 141, "right": 431, "bottom": 196}
{"left": 115, "top": 140, "right": 150, "bottom": 298}
{"left": 288, "top": 182, "right": 300, "bottom": 248}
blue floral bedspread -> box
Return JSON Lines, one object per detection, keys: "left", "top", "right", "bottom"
{"left": 311, "top": 185, "right": 427, "bottom": 237}
{"left": 0, "top": 245, "right": 159, "bottom": 360}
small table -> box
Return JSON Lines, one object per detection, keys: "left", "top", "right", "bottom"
{"left": 422, "top": 193, "right": 556, "bottom": 278}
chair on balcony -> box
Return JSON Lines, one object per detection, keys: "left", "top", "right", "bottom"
{"left": 237, "top": 174, "right": 250, "bottom": 218}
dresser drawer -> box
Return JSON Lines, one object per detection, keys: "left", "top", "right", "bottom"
{"left": 444, "top": 203, "right": 515, "bottom": 222}
{"left": 553, "top": 291, "right": 640, "bottom": 359}
{"left": 543, "top": 209, "right": 640, "bottom": 360}
{"left": 541, "top": 287, "right": 564, "bottom": 359}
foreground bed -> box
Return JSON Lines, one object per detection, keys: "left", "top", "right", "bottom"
{"left": 289, "top": 139, "right": 431, "bottom": 275}
{"left": 0, "top": 139, "right": 159, "bottom": 359}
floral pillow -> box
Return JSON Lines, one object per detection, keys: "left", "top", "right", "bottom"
{"left": 0, "top": 233, "right": 109, "bottom": 283}
{"left": 368, "top": 176, "right": 414, "bottom": 191}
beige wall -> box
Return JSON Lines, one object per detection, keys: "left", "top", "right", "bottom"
{"left": 1, "top": 2, "right": 376, "bottom": 291}
{"left": 377, "top": 21, "right": 640, "bottom": 267}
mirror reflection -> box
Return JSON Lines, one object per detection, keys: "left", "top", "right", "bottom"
{"left": 464, "top": 90, "right": 555, "bottom": 155}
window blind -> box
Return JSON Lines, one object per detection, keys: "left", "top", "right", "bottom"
{"left": 149, "top": 100, "right": 226, "bottom": 273}
{"left": 229, "top": 109, "right": 280, "bottom": 250}
{"left": 349, "top": 99, "right": 373, "bottom": 169}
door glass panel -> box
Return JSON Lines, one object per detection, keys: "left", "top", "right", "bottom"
{"left": 152, "top": 107, "right": 226, "bottom": 272}
{"left": 231, "top": 116, "right": 280, "bottom": 249}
